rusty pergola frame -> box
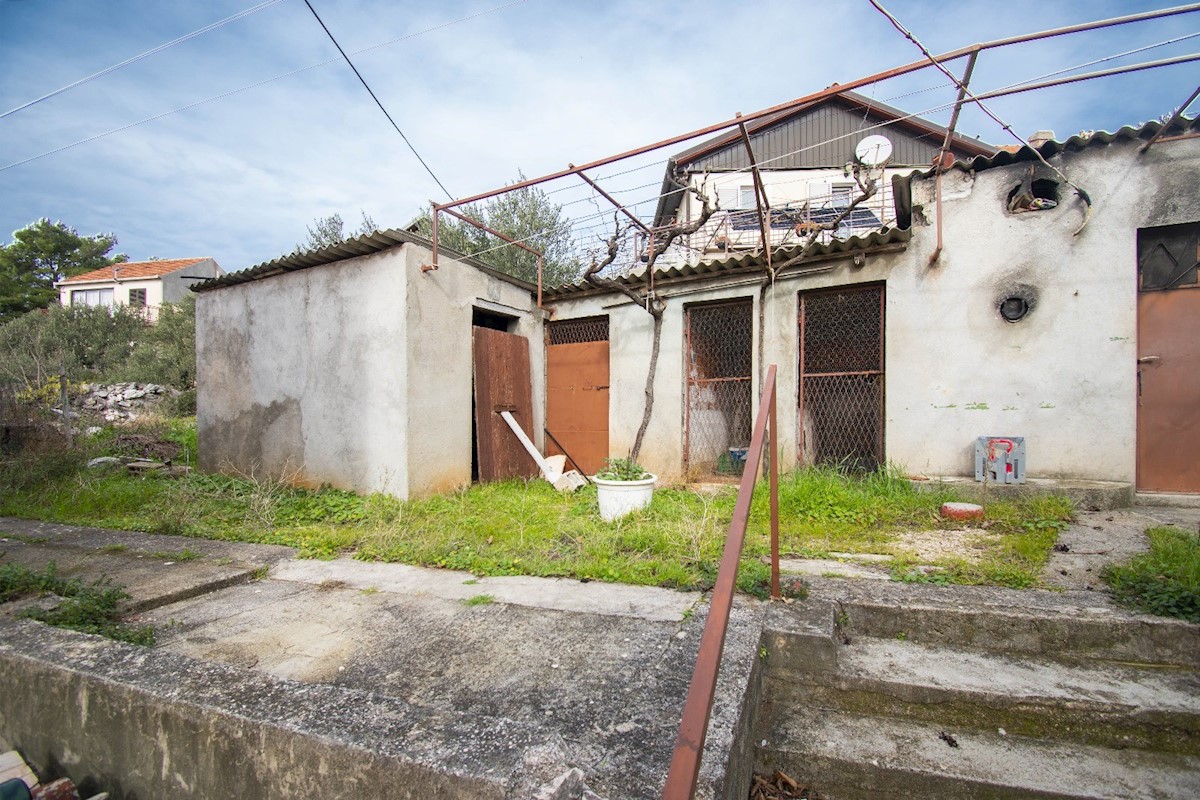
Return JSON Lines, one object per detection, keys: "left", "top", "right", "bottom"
{"left": 420, "top": 3, "right": 1200, "bottom": 303}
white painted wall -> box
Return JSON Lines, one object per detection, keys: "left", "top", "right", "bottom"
{"left": 197, "top": 242, "right": 541, "bottom": 500}
{"left": 402, "top": 244, "right": 543, "bottom": 498}
{"left": 552, "top": 135, "right": 1200, "bottom": 484}
{"left": 197, "top": 248, "right": 410, "bottom": 496}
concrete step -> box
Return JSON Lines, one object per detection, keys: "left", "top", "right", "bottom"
{"left": 774, "top": 581, "right": 1200, "bottom": 668}
{"left": 762, "top": 635, "right": 1200, "bottom": 755}
{"left": 757, "top": 707, "right": 1200, "bottom": 800}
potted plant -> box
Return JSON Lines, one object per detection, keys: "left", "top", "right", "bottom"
{"left": 593, "top": 457, "right": 657, "bottom": 521}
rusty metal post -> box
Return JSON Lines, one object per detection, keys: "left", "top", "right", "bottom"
{"left": 736, "top": 120, "right": 772, "bottom": 269}
{"left": 1140, "top": 82, "right": 1200, "bottom": 153}
{"left": 537, "top": 255, "right": 543, "bottom": 309}
{"left": 421, "top": 201, "right": 440, "bottom": 272}
{"left": 769, "top": 372, "right": 780, "bottom": 600}
{"left": 572, "top": 165, "right": 652, "bottom": 233}
{"left": 663, "top": 365, "right": 777, "bottom": 800}
{"left": 929, "top": 52, "right": 978, "bottom": 266}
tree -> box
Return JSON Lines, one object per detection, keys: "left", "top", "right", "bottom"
{"left": 117, "top": 296, "right": 197, "bottom": 388}
{"left": 0, "top": 304, "right": 146, "bottom": 389}
{"left": 412, "top": 175, "right": 581, "bottom": 287}
{"left": 0, "top": 219, "right": 127, "bottom": 321}
{"left": 296, "top": 210, "right": 377, "bottom": 253}
{"left": 585, "top": 170, "right": 718, "bottom": 463}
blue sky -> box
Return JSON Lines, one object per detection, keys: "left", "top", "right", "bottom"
{"left": 1, "top": 0, "right": 1197, "bottom": 271}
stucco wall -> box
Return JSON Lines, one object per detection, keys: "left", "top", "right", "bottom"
{"left": 197, "top": 249, "right": 410, "bottom": 495}
{"left": 402, "top": 244, "right": 543, "bottom": 498}
{"left": 887, "top": 136, "right": 1199, "bottom": 480}
{"left": 551, "top": 135, "right": 1200, "bottom": 483}
{"left": 161, "top": 257, "right": 223, "bottom": 303}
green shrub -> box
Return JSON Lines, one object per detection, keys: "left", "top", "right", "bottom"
{"left": 1103, "top": 526, "right": 1200, "bottom": 622}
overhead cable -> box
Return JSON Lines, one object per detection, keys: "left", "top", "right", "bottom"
{"left": 0, "top": 0, "right": 529, "bottom": 174}
{"left": 300, "top": 0, "right": 452, "bottom": 200}
{"left": 0, "top": 0, "right": 285, "bottom": 120}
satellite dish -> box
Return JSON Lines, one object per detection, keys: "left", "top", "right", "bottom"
{"left": 855, "top": 135, "right": 893, "bottom": 167}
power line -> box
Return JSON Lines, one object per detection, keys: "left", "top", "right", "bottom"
{"left": 0, "top": 0, "right": 529, "bottom": 174}
{"left": 0, "top": 0, "right": 284, "bottom": 120}
{"left": 300, "top": 0, "right": 452, "bottom": 200}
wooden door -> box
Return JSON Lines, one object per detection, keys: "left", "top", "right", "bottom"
{"left": 1137, "top": 223, "right": 1200, "bottom": 493}
{"left": 545, "top": 317, "right": 609, "bottom": 475}
{"left": 473, "top": 326, "right": 538, "bottom": 482}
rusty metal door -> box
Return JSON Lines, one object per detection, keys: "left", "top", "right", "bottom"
{"left": 798, "top": 284, "right": 885, "bottom": 471}
{"left": 685, "top": 300, "right": 754, "bottom": 476}
{"left": 545, "top": 317, "right": 609, "bottom": 475}
{"left": 473, "top": 326, "right": 538, "bottom": 482}
{"left": 1137, "top": 223, "right": 1200, "bottom": 493}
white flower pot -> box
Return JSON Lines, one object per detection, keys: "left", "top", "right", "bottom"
{"left": 593, "top": 474, "right": 657, "bottom": 521}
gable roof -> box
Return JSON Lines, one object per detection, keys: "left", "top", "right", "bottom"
{"left": 654, "top": 88, "right": 997, "bottom": 224}
{"left": 59, "top": 257, "right": 212, "bottom": 285}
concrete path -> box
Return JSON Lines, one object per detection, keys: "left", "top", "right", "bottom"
{"left": 0, "top": 517, "right": 758, "bottom": 799}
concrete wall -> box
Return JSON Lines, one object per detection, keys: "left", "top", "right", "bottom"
{"left": 887, "top": 136, "right": 1199, "bottom": 480}
{"left": 551, "top": 134, "right": 1200, "bottom": 483}
{"left": 197, "top": 243, "right": 541, "bottom": 500}
{"left": 401, "top": 244, "right": 543, "bottom": 498}
{"left": 161, "top": 257, "right": 223, "bottom": 303}
{"left": 197, "top": 248, "right": 410, "bottom": 496}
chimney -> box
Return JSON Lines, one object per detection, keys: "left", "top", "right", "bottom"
{"left": 1028, "top": 130, "right": 1056, "bottom": 148}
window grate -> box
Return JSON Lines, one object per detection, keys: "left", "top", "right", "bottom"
{"left": 685, "top": 300, "right": 753, "bottom": 476}
{"left": 548, "top": 316, "right": 609, "bottom": 345}
{"left": 799, "top": 285, "right": 885, "bottom": 471}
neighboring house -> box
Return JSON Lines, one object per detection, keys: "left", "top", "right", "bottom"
{"left": 195, "top": 115, "right": 1199, "bottom": 500}
{"left": 56, "top": 257, "right": 224, "bottom": 320}
{"left": 651, "top": 89, "right": 997, "bottom": 265}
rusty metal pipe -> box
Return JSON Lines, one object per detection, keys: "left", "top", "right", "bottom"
{"left": 1141, "top": 83, "right": 1200, "bottom": 153}
{"left": 929, "top": 52, "right": 978, "bottom": 266}
{"left": 421, "top": 202, "right": 440, "bottom": 272}
{"left": 662, "top": 365, "right": 778, "bottom": 800}
{"left": 769, "top": 375, "right": 780, "bottom": 601}
{"left": 971, "top": 52, "right": 1200, "bottom": 103}
{"left": 737, "top": 120, "right": 773, "bottom": 267}
{"left": 435, "top": 5, "right": 1200, "bottom": 213}
{"left": 572, "top": 165, "right": 652, "bottom": 233}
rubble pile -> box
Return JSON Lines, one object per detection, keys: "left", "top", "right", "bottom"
{"left": 76, "top": 383, "right": 177, "bottom": 423}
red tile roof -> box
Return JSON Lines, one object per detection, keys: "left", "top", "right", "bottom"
{"left": 60, "top": 257, "right": 211, "bottom": 284}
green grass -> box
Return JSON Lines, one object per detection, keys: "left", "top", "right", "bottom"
{"left": 1, "top": 425, "right": 1073, "bottom": 594}
{"left": 0, "top": 562, "right": 154, "bottom": 645}
{"left": 463, "top": 593, "right": 495, "bottom": 606}
{"left": 1103, "top": 526, "right": 1200, "bottom": 622}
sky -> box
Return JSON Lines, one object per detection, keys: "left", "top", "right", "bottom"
{"left": 1, "top": 0, "right": 1197, "bottom": 272}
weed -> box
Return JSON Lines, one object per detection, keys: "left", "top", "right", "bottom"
{"left": 249, "top": 565, "right": 269, "bottom": 580}
{"left": 1103, "top": 526, "right": 1200, "bottom": 622}
{"left": 0, "top": 562, "right": 154, "bottom": 645}
{"left": 464, "top": 593, "right": 495, "bottom": 606}
{"left": 100, "top": 543, "right": 128, "bottom": 553}
{"left": 895, "top": 631, "right": 908, "bottom": 641}
{"left": 359, "top": 586, "right": 380, "bottom": 595}
{"left": 150, "top": 548, "right": 202, "bottom": 562}
{"left": 463, "top": 578, "right": 479, "bottom": 585}
{"left": 317, "top": 579, "right": 348, "bottom": 591}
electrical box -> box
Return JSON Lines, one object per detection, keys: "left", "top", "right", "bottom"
{"left": 975, "top": 436, "right": 1026, "bottom": 484}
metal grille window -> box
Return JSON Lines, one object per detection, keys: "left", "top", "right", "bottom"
{"left": 548, "top": 316, "right": 609, "bottom": 345}
{"left": 685, "top": 300, "right": 753, "bottom": 476}
{"left": 128, "top": 288, "right": 147, "bottom": 308}
{"left": 799, "top": 285, "right": 885, "bottom": 471}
